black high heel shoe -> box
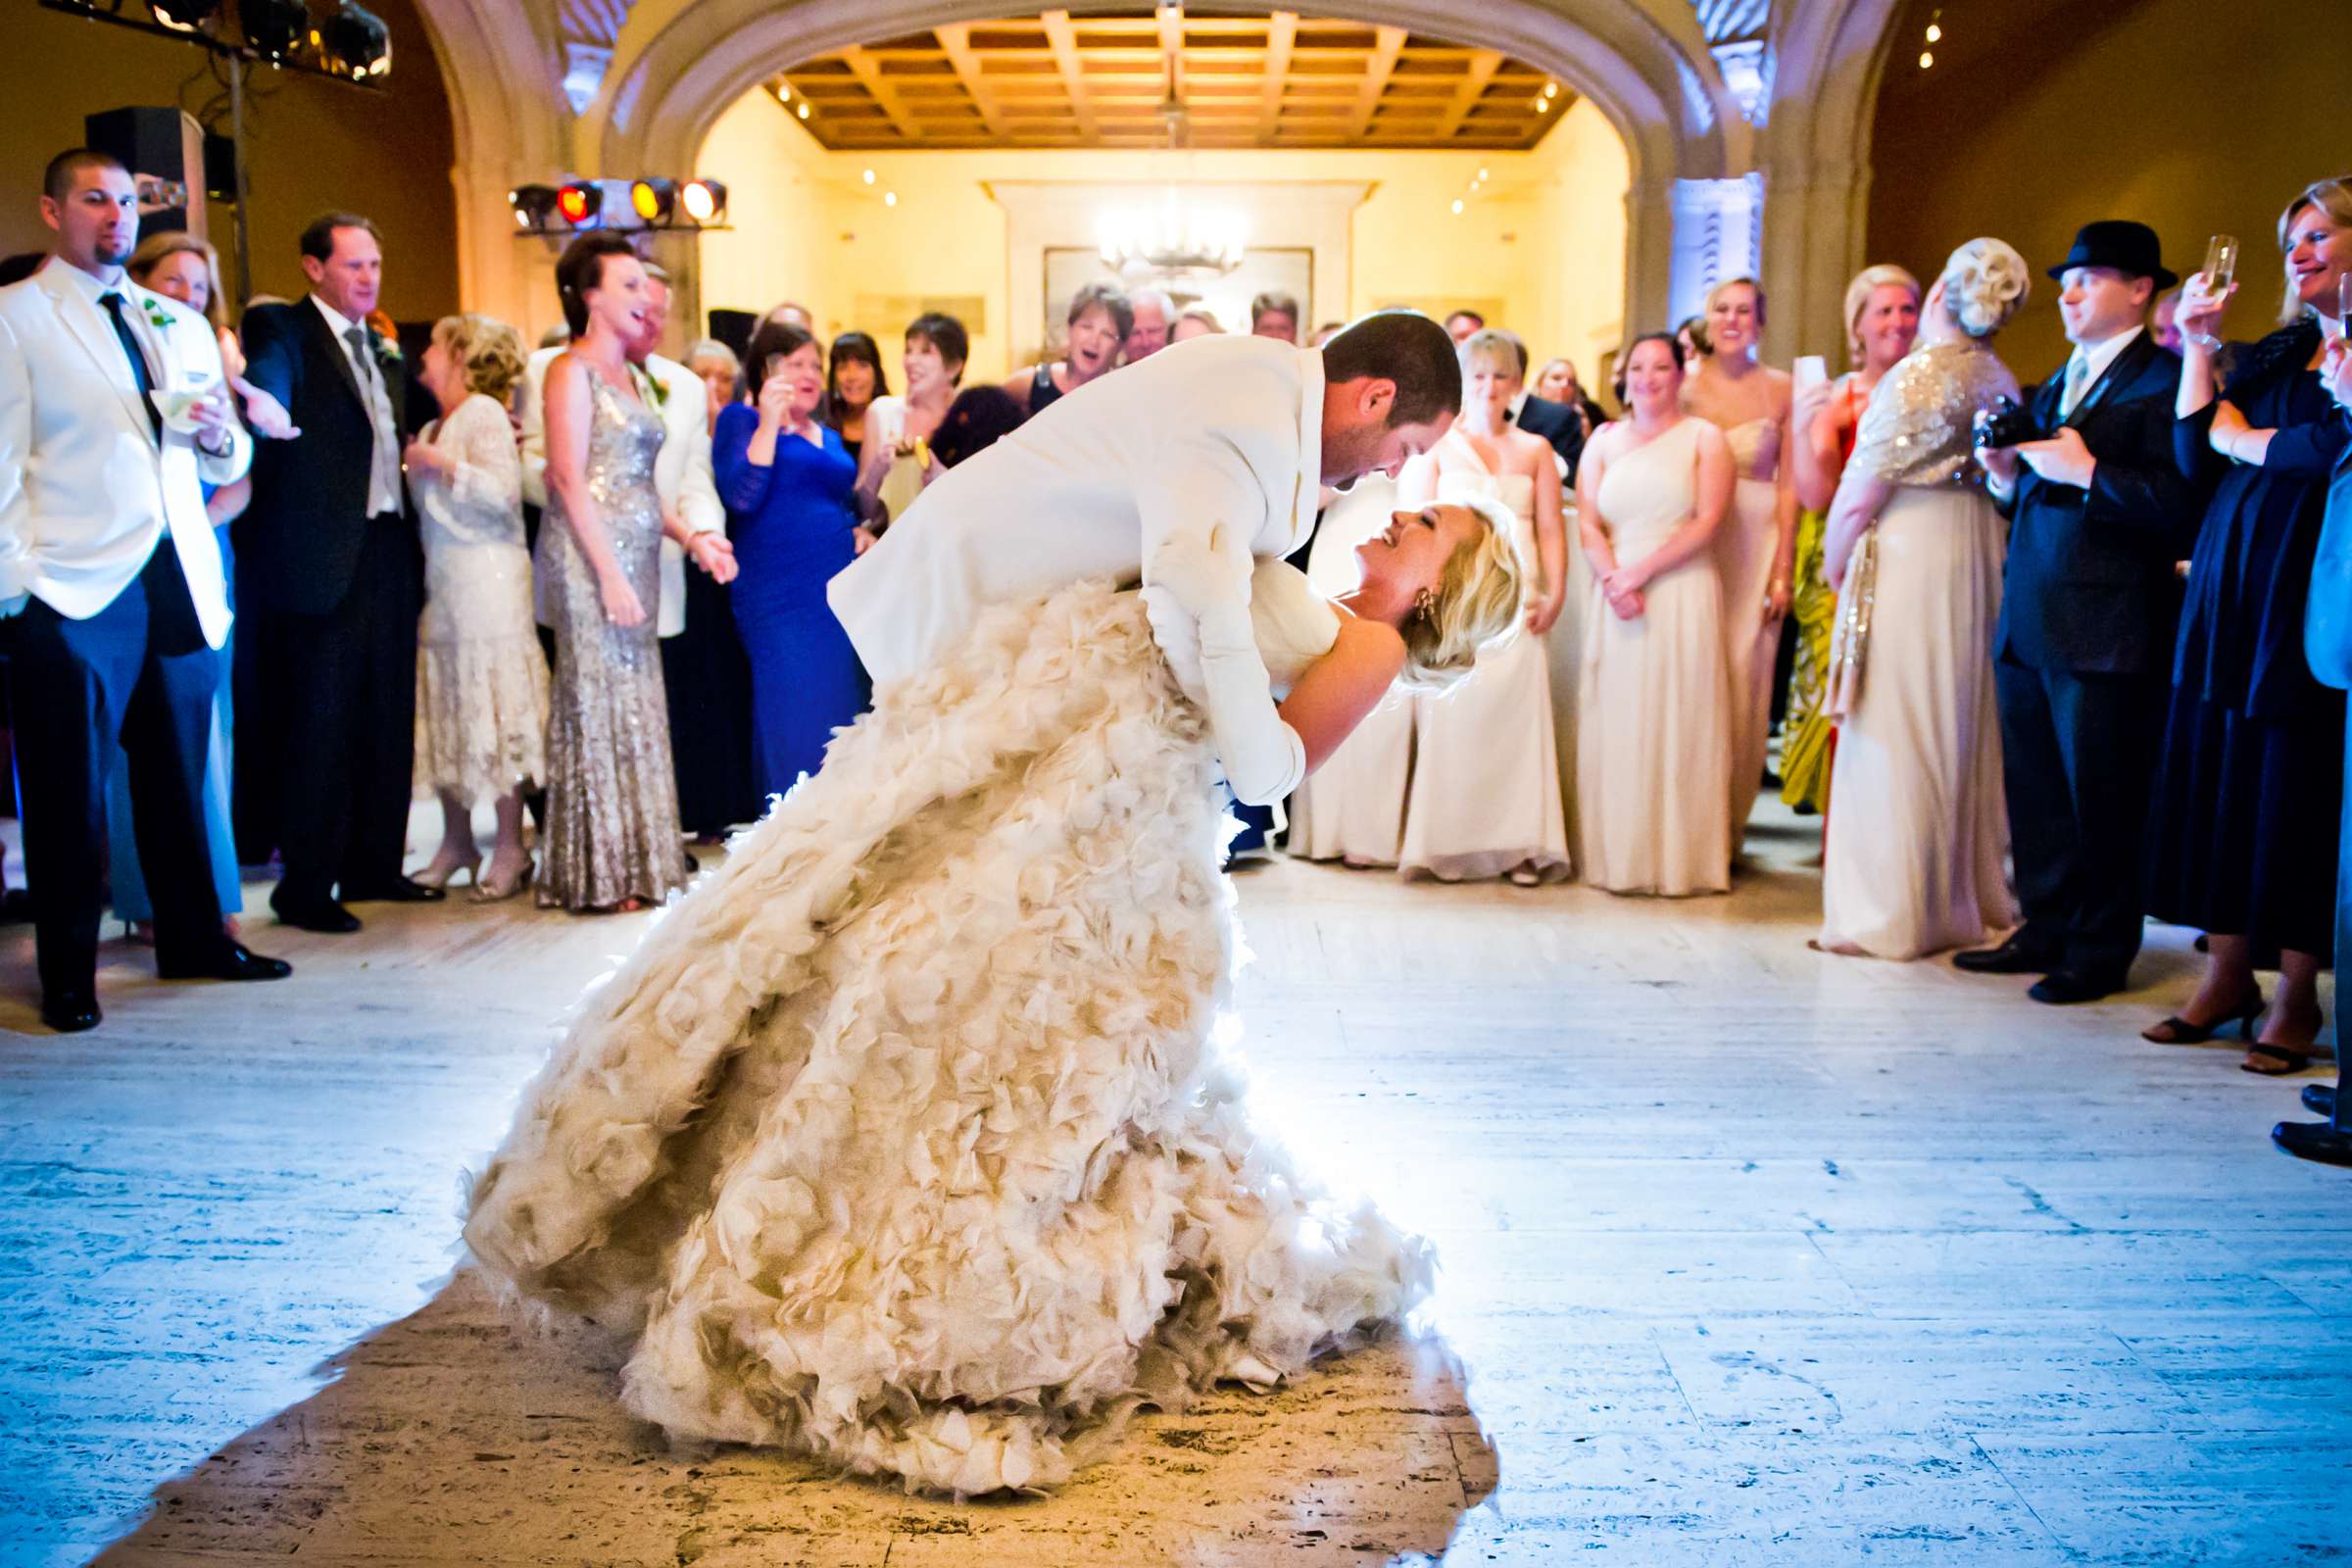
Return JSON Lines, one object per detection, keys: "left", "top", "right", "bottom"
{"left": 2141, "top": 993, "right": 2265, "bottom": 1045}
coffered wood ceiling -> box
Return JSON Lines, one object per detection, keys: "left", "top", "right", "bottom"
{"left": 769, "top": 8, "right": 1576, "bottom": 152}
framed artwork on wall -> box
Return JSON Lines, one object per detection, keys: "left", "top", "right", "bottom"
{"left": 1040, "top": 246, "right": 1314, "bottom": 357}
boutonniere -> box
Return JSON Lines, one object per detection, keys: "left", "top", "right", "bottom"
{"left": 631, "top": 363, "right": 669, "bottom": 410}
{"left": 141, "top": 299, "right": 175, "bottom": 332}
{"left": 374, "top": 335, "right": 404, "bottom": 365}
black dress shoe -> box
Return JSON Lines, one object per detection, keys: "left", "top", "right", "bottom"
{"left": 157, "top": 942, "right": 293, "bottom": 983}
{"left": 346, "top": 877, "right": 446, "bottom": 904}
{"left": 272, "top": 897, "right": 362, "bottom": 933}
{"left": 2304, "top": 1083, "right": 2338, "bottom": 1118}
{"left": 39, "top": 991, "right": 101, "bottom": 1032}
{"left": 2028, "top": 968, "right": 2131, "bottom": 1005}
{"left": 2273, "top": 1119, "right": 2352, "bottom": 1167}
{"left": 1953, "top": 934, "right": 2060, "bottom": 975}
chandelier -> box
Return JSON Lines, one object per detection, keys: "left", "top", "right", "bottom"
{"left": 1094, "top": 3, "right": 1246, "bottom": 276}
{"left": 1097, "top": 191, "right": 1248, "bottom": 275}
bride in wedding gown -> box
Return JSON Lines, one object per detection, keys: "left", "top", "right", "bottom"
{"left": 464, "top": 499, "right": 1523, "bottom": 1496}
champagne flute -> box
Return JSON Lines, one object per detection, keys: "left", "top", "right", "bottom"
{"left": 2335, "top": 270, "right": 2352, "bottom": 341}
{"left": 2191, "top": 234, "right": 2238, "bottom": 350}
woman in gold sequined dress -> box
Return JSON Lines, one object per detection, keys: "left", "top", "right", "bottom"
{"left": 533, "top": 235, "right": 692, "bottom": 912}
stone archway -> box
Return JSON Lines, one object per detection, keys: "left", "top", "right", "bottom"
{"left": 406, "top": 0, "right": 1913, "bottom": 353}
{"left": 598, "top": 0, "right": 1731, "bottom": 345}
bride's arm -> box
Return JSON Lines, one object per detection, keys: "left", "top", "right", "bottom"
{"left": 1281, "top": 617, "right": 1408, "bottom": 774}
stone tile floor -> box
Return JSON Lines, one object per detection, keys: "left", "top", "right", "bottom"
{"left": 1, "top": 805, "right": 2346, "bottom": 1565}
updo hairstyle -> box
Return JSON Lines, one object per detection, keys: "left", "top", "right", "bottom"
{"left": 431, "top": 313, "right": 527, "bottom": 404}
{"left": 1938, "top": 238, "right": 2031, "bottom": 338}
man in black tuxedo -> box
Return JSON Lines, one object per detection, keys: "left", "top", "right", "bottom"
{"left": 1494, "top": 329, "right": 1587, "bottom": 483}
{"left": 235, "top": 212, "right": 439, "bottom": 932}
{"left": 1957, "top": 221, "right": 2199, "bottom": 1004}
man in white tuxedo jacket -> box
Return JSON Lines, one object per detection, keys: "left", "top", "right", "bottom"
{"left": 0, "top": 150, "right": 290, "bottom": 1031}
{"left": 827, "top": 311, "right": 1461, "bottom": 800}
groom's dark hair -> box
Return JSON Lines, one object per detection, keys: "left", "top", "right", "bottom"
{"left": 1321, "top": 310, "right": 1462, "bottom": 427}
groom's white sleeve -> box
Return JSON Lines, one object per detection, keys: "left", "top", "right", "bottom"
{"left": 1141, "top": 437, "right": 1306, "bottom": 806}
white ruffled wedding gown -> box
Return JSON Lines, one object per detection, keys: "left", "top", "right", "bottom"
{"left": 464, "top": 563, "right": 1432, "bottom": 1496}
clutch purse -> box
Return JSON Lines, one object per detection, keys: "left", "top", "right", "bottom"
{"left": 876, "top": 437, "right": 932, "bottom": 523}
{"left": 1826, "top": 529, "right": 1878, "bottom": 721}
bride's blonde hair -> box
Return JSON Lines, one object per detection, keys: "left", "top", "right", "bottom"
{"left": 1398, "top": 493, "right": 1525, "bottom": 693}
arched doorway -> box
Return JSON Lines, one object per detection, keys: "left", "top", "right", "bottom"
{"left": 406, "top": 0, "right": 1908, "bottom": 354}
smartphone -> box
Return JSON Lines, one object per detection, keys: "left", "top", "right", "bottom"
{"left": 1792, "top": 355, "right": 1829, "bottom": 397}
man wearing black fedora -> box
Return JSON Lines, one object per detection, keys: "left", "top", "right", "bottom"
{"left": 1958, "top": 220, "right": 2203, "bottom": 1004}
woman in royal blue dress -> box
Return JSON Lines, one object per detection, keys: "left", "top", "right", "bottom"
{"left": 713, "top": 319, "right": 870, "bottom": 801}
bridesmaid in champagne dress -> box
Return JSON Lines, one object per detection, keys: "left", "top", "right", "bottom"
{"left": 1575, "top": 334, "right": 1738, "bottom": 895}
{"left": 1818, "top": 239, "right": 2028, "bottom": 958}
{"left": 1287, "top": 475, "right": 1415, "bottom": 865}
{"left": 1684, "top": 278, "right": 1796, "bottom": 844}
{"left": 536, "top": 241, "right": 691, "bottom": 913}
{"left": 1394, "top": 393, "right": 1573, "bottom": 883}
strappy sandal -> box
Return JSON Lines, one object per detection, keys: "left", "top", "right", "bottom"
{"left": 2242, "top": 1039, "right": 2323, "bottom": 1077}
{"left": 2141, "top": 993, "right": 2265, "bottom": 1045}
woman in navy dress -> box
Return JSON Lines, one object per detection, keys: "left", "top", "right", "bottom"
{"left": 2144, "top": 176, "right": 2352, "bottom": 1074}
{"left": 713, "top": 319, "right": 869, "bottom": 802}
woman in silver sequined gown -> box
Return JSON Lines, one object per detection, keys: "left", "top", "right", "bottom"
{"left": 535, "top": 244, "right": 691, "bottom": 912}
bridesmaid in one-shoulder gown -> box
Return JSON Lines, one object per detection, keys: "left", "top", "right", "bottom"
{"left": 1577, "top": 414, "right": 1737, "bottom": 895}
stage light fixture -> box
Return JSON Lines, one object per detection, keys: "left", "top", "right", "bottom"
{"left": 680, "top": 179, "right": 726, "bottom": 224}
{"left": 150, "top": 0, "right": 221, "bottom": 31}
{"left": 322, "top": 0, "right": 390, "bottom": 78}
{"left": 241, "top": 0, "right": 309, "bottom": 59}
{"left": 556, "top": 181, "right": 603, "bottom": 227}
{"left": 510, "top": 183, "right": 562, "bottom": 230}
{"left": 630, "top": 178, "right": 676, "bottom": 223}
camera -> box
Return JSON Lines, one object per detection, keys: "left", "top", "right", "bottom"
{"left": 1972, "top": 396, "right": 2042, "bottom": 450}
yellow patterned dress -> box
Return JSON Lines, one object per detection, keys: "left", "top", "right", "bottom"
{"left": 1778, "top": 374, "right": 1865, "bottom": 812}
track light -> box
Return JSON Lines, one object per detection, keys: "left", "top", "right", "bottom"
{"left": 509, "top": 176, "right": 721, "bottom": 238}
{"left": 556, "top": 181, "right": 603, "bottom": 227}
{"left": 241, "top": 0, "right": 307, "bottom": 59}
{"left": 150, "top": 0, "right": 220, "bottom": 31}
{"left": 321, "top": 0, "right": 390, "bottom": 78}
{"left": 629, "top": 177, "right": 675, "bottom": 223}
{"left": 509, "top": 184, "right": 561, "bottom": 230}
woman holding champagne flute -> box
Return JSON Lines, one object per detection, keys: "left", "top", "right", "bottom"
{"left": 2142, "top": 176, "right": 2352, "bottom": 1074}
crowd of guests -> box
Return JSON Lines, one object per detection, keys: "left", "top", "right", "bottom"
{"left": 6, "top": 141, "right": 2351, "bottom": 1164}
{"left": 1292, "top": 185, "right": 2352, "bottom": 1166}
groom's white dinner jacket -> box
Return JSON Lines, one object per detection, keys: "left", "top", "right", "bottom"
{"left": 0, "top": 260, "right": 247, "bottom": 649}
{"left": 830, "top": 332, "right": 1325, "bottom": 685}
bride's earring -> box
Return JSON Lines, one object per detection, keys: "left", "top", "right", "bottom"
{"left": 1415, "top": 589, "right": 1437, "bottom": 622}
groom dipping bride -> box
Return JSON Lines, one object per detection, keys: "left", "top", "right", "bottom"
{"left": 465, "top": 308, "right": 1530, "bottom": 1495}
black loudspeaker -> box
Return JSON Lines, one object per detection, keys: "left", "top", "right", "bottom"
{"left": 202, "top": 132, "right": 238, "bottom": 203}
{"left": 708, "top": 308, "right": 758, "bottom": 361}
{"left": 83, "top": 106, "right": 208, "bottom": 240}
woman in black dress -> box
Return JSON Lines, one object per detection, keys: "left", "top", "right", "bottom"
{"left": 824, "top": 331, "right": 887, "bottom": 468}
{"left": 1004, "top": 282, "right": 1130, "bottom": 420}
{"left": 2144, "top": 175, "right": 2352, "bottom": 1074}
